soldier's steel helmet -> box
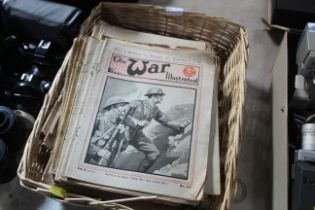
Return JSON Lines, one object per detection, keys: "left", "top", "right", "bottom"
{"left": 103, "top": 96, "right": 129, "bottom": 110}
{"left": 144, "top": 88, "right": 165, "bottom": 96}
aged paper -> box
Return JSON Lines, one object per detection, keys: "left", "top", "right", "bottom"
{"left": 204, "top": 81, "right": 220, "bottom": 195}
{"left": 60, "top": 38, "right": 216, "bottom": 201}
{"left": 92, "top": 20, "right": 207, "bottom": 50}
{"left": 55, "top": 37, "right": 108, "bottom": 179}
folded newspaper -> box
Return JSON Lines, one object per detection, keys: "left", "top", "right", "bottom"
{"left": 40, "top": 21, "right": 220, "bottom": 206}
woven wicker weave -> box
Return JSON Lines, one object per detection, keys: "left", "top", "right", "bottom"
{"left": 18, "top": 3, "right": 249, "bottom": 210}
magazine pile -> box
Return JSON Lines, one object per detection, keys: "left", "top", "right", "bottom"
{"left": 40, "top": 20, "right": 221, "bottom": 206}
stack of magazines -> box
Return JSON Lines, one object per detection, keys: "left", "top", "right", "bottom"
{"left": 39, "top": 20, "right": 221, "bottom": 206}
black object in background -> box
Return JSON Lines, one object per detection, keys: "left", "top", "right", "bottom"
{"left": 0, "top": 106, "right": 15, "bottom": 135}
{"left": 291, "top": 161, "right": 315, "bottom": 210}
{"left": 0, "top": 36, "right": 63, "bottom": 116}
{"left": 0, "top": 106, "right": 34, "bottom": 183}
{"left": 287, "top": 31, "right": 301, "bottom": 161}
{"left": 1, "top": 0, "right": 83, "bottom": 49}
{"left": 272, "top": 0, "right": 315, "bottom": 29}
{"left": 0, "top": 106, "right": 33, "bottom": 152}
{"left": 49, "top": 0, "right": 138, "bottom": 18}
{"left": 0, "top": 138, "right": 17, "bottom": 184}
{"left": 287, "top": 30, "right": 315, "bottom": 210}
{"left": 0, "top": 0, "right": 85, "bottom": 116}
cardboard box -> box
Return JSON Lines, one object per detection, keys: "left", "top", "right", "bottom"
{"left": 272, "top": 32, "right": 288, "bottom": 210}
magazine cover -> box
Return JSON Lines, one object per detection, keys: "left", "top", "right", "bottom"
{"left": 85, "top": 77, "right": 195, "bottom": 179}
{"left": 63, "top": 38, "right": 216, "bottom": 201}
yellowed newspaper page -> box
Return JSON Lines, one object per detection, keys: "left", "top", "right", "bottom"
{"left": 64, "top": 38, "right": 216, "bottom": 201}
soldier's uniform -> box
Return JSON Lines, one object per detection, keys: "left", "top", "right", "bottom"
{"left": 125, "top": 88, "right": 183, "bottom": 172}
{"left": 86, "top": 97, "right": 128, "bottom": 165}
{"left": 87, "top": 111, "right": 118, "bottom": 164}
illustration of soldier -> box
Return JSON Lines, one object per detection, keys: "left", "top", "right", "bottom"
{"left": 86, "top": 96, "right": 129, "bottom": 166}
{"left": 124, "top": 87, "right": 190, "bottom": 173}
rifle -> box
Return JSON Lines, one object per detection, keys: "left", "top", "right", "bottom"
{"left": 97, "top": 106, "right": 134, "bottom": 166}
{"left": 91, "top": 126, "right": 115, "bottom": 144}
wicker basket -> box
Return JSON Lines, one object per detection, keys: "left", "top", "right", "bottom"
{"left": 18, "top": 3, "right": 249, "bottom": 210}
